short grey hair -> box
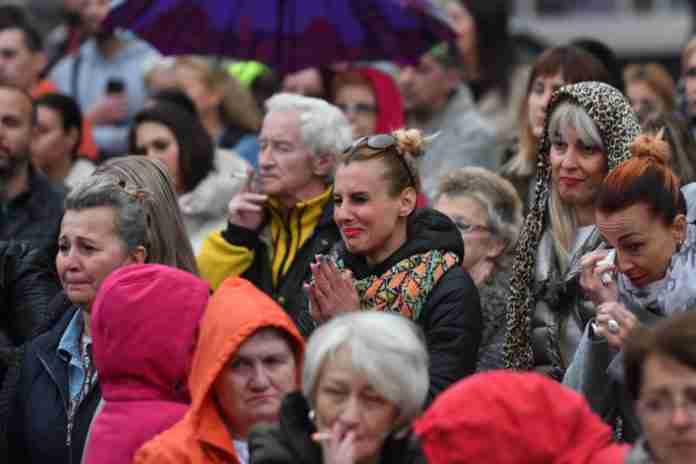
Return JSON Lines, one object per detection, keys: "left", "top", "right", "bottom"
{"left": 548, "top": 101, "right": 604, "bottom": 152}
{"left": 265, "top": 92, "right": 353, "bottom": 157}
{"left": 303, "top": 312, "right": 429, "bottom": 427}
{"left": 434, "top": 167, "right": 523, "bottom": 255}
{"left": 65, "top": 174, "right": 149, "bottom": 252}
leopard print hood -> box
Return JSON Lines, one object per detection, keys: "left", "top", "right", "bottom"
{"left": 503, "top": 81, "right": 641, "bottom": 370}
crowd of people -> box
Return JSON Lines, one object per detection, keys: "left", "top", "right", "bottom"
{"left": 2, "top": 0, "right": 696, "bottom": 463}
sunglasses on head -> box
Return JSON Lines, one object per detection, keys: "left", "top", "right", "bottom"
{"left": 343, "top": 134, "right": 416, "bottom": 188}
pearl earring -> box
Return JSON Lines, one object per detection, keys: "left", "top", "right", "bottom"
{"left": 308, "top": 409, "right": 316, "bottom": 422}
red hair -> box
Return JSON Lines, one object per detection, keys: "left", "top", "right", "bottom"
{"left": 597, "top": 133, "right": 685, "bottom": 224}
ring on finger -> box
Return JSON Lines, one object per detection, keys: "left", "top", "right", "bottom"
{"left": 607, "top": 319, "right": 620, "bottom": 334}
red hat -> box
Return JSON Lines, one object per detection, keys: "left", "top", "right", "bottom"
{"left": 414, "top": 371, "right": 629, "bottom": 464}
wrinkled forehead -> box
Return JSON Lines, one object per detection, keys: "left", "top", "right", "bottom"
{"left": 596, "top": 204, "right": 654, "bottom": 238}
{"left": 261, "top": 110, "right": 303, "bottom": 142}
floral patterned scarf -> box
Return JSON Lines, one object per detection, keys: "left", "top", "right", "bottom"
{"left": 338, "top": 249, "right": 459, "bottom": 321}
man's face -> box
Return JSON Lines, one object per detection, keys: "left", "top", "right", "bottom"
{"left": 257, "top": 110, "right": 329, "bottom": 204}
{"left": 0, "top": 87, "right": 33, "bottom": 180}
{"left": 64, "top": 0, "right": 87, "bottom": 15}
{"left": 82, "top": 0, "right": 112, "bottom": 37}
{"left": 399, "top": 55, "right": 453, "bottom": 113}
{"left": 0, "top": 28, "right": 42, "bottom": 91}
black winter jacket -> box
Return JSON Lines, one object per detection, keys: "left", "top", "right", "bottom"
{"left": 225, "top": 200, "right": 341, "bottom": 336}
{"left": 0, "top": 166, "right": 65, "bottom": 259}
{"left": 337, "top": 208, "right": 482, "bottom": 402}
{"left": 0, "top": 242, "right": 62, "bottom": 458}
{"left": 8, "top": 302, "right": 101, "bottom": 464}
{"left": 249, "top": 392, "right": 426, "bottom": 464}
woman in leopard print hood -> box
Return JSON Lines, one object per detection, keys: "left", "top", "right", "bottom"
{"left": 503, "top": 81, "right": 641, "bottom": 379}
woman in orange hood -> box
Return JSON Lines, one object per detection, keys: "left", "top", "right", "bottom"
{"left": 133, "top": 277, "right": 305, "bottom": 464}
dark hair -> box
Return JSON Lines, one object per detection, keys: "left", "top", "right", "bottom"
{"left": 597, "top": 133, "right": 686, "bottom": 226}
{"left": 0, "top": 5, "right": 42, "bottom": 52}
{"left": 625, "top": 310, "right": 696, "bottom": 399}
{"left": 34, "top": 93, "right": 83, "bottom": 156}
{"left": 462, "top": 0, "right": 514, "bottom": 99}
{"left": 571, "top": 38, "right": 623, "bottom": 92}
{"left": 129, "top": 102, "right": 215, "bottom": 194}
{"left": 148, "top": 89, "right": 198, "bottom": 118}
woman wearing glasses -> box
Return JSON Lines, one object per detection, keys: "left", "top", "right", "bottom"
{"left": 306, "top": 128, "right": 482, "bottom": 402}
{"left": 331, "top": 67, "right": 404, "bottom": 139}
{"left": 432, "top": 167, "right": 524, "bottom": 371}
{"left": 624, "top": 310, "right": 696, "bottom": 464}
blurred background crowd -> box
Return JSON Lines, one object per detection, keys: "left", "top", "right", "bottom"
{"left": 0, "top": 0, "right": 696, "bottom": 463}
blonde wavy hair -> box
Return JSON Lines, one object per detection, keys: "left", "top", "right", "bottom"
{"left": 175, "top": 56, "right": 262, "bottom": 132}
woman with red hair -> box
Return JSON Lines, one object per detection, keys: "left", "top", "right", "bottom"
{"left": 565, "top": 132, "right": 696, "bottom": 442}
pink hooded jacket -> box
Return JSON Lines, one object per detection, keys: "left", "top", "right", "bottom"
{"left": 83, "top": 264, "right": 209, "bottom": 464}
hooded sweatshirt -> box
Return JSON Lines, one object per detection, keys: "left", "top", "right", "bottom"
{"left": 133, "top": 277, "right": 305, "bottom": 464}
{"left": 414, "top": 371, "right": 629, "bottom": 464}
{"left": 356, "top": 67, "right": 405, "bottom": 133}
{"left": 83, "top": 264, "right": 209, "bottom": 464}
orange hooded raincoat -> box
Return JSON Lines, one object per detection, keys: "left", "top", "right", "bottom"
{"left": 133, "top": 277, "right": 305, "bottom": 464}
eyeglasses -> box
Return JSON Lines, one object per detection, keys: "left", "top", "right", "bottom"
{"left": 453, "top": 220, "right": 490, "bottom": 235}
{"left": 337, "top": 102, "right": 377, "bottom": 115}
{"left": 343, "top": 134, "right": 416, "bottom": 188}
{"left": 638, "top": 390, "right": 696, "bottom": 423}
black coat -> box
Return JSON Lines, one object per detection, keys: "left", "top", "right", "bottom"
{"left": 249, "top": 392, "right": 426, "bottom": 464}
{"left": 338, "top": 208, "right": 482, "bottom": 402}
{"left": 8, "top": 302, "right": 101, "bottom": 464}
{"left": 0, "top": 241, "right": 62, "bottom": 458}
{"left": 0, "top": 167, "right": 65, "bottom": 260}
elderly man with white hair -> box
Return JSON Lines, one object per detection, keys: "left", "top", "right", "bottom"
{"left": 197, "top": 93, "right": 352, "bottom": 335}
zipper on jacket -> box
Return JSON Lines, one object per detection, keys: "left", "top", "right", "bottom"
{"left": 37, "top": 352, "right": 74, "bottom": 451}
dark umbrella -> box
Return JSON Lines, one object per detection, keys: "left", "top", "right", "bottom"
{"left": 106, "top": 0, "right": 454, "bottom": 76}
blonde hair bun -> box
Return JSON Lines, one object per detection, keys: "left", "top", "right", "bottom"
{"left": 629, "top": 132, "right": 670, "bottom": 166}
{"left": 393, "top": 128, "right": 428, "bottom": 159}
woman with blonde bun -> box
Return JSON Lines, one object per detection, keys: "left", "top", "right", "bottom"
{"left": 306, "top": 129, "right": 482, "bottom": 402}
{"left": 565, "top": 132, "right": 696, "bottom": 442}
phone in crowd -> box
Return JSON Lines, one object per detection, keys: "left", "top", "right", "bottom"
{"left": 105, "top": 78, "right": 126, "bottom": 95}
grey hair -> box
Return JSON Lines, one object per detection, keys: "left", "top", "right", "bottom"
{"left": 547, "top": 101, "right": 605, "bottom": 271}
{"left": 303, "top": 312, "right": 429, "bottom": 427}
{"left": 265, "top": 92, "right": 353, "bottom": 157}
{"left": 434, "top": 167, "right": 524, "bottom": 256}
{"left": 548, "top": 101, "right": 604, "bottom": 152}
{"left": 65, "top": 174, "right": 148, "bottom": 253}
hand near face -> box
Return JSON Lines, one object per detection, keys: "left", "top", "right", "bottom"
{"left": 316, "top": 422, "right": 356, "bottom": 464}
{"left": 308, "top": 257, "right": 360, "bottom": 322}
{"left": 227, "top": 169, "right": 268, "bottom": 231}
{"left": 594, "top": 302, "right": 639, "bottom": 349}
{"left": 86, "top": 94, "right": 128, "bottom": 126}
{"left": 580, "top": 249, "right": 618, "bottom": 306}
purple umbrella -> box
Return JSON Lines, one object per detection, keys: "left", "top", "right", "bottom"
{"left": 106, "top": 0, "right": 454, "bottom": 75}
